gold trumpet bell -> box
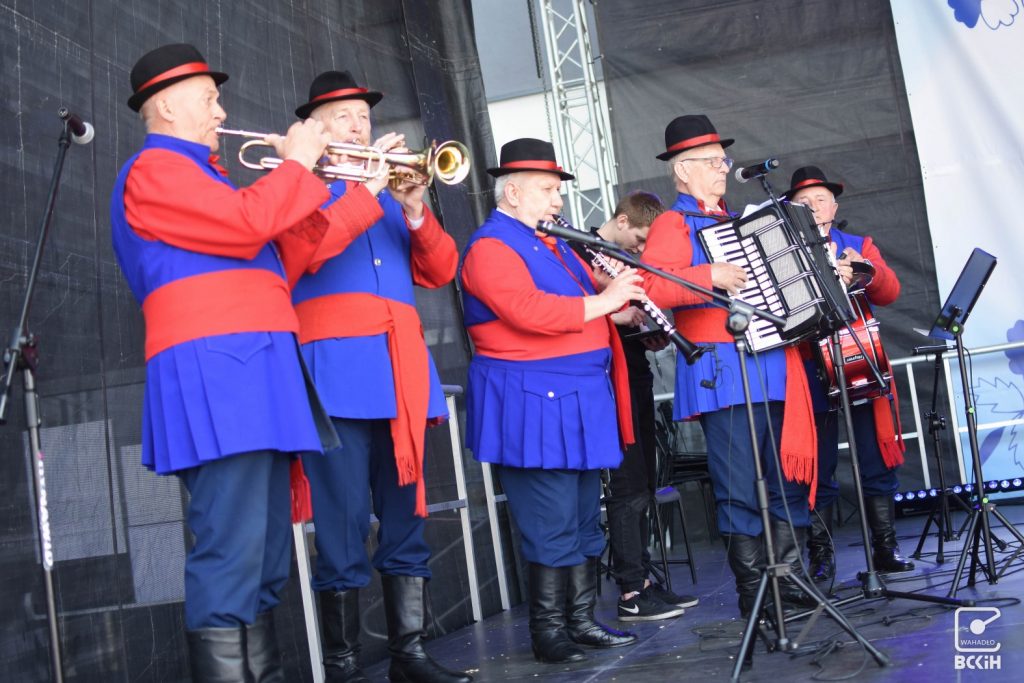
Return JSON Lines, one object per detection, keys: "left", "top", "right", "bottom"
{"left": 385, "top": 140, "right": 472, "bottom": 188}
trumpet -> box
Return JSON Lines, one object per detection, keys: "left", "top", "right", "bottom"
{"left": 549, "top": 215, "right": 706, "bottom": 365}
{"left": 215, "top": 127, "right": 471, "bottom": 187}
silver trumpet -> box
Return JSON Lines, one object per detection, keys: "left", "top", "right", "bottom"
{"left": 215, "top": 127, "right": 471, "bottom": 187}
{"left": 551, "top": 215, "right": 705, "bottom": 365}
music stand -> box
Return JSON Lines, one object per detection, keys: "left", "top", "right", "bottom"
{"left": 925, "top": 249, "right": 1024, "bottom": 596}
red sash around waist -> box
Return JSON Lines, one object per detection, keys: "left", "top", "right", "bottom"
{"left": 607, "top": 317, "right": 635, "bottom": 447}
{"left": 295, "top": 292, "right": 431, "bottom": 517}
{"left": 141, "top": 269, "right": 298, "bottom": 360}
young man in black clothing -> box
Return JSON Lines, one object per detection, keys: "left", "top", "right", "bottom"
{"left": 572, "top": 192, "right": 699, "bottom": 621}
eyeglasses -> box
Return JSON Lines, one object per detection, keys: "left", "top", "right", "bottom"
{"left": 795, "top": 196, "right": 836, "bottom": 207}
{"left": 678, "top": 156, "right": 734, "bottom": 170}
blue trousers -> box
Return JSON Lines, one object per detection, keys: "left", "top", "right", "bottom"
{"left": 498, "top": 466, "right": 604, "bottom": 567}
{"left": 815, "top": 403, "right": 899, "bottom": 509}
{"left": 700, "top": 402, "right": 811, "bottom": 536}
{"left": 302, "top": 418, "right": 430, "bottom": 591}
{"left": 179, "top": 450, "right": 292, "bottom": 630}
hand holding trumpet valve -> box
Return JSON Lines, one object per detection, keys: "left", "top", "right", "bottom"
{"left": 347, "top": 132, "right": 404, "bottom": 196}
{"left": 373, "top": 133, "right": 427, "bottom": 219}
{"left": 265, "top": 119, "right": 330, "bottom": 172}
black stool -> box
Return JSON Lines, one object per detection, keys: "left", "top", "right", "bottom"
{"left": 666, "top": 452, "right": 718, "bottom": 542}
{"left": 650, "top": 485, "right": 697, "bottom": 589}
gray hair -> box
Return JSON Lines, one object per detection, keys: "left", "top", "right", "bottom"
{"left": 494, "top": 172, "right": 524, "bottom": 205}
{"left": 667, "top": 151, "right": 686, "bottom": 181}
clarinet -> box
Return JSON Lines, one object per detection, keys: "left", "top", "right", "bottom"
{"left": 551, "top": 215, "right": 705, "bottom": 365}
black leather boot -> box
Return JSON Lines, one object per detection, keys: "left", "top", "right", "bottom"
{"left": 565, "top": 558, "right": 637, "bottom": 648}
{"left": 723, "top": 534, "right": 764, "bottom": 618}
{"left": 319, "top": 590, "right": 368, "bottom": 683}
{"left": 807, "top": 505, "right": 836, "bottom": 583}
{"left": 186, "top": 625, "right": 251, "bottom": 683}
{"left": 245, "top": 612, "right": 284, "bottom": 683}
{"left": 769, "top": 518, "right": 818, "bottom": 608}
{"left": 381, "top": 575, "right": 473, "bottom": 683}
{"left": 866, "top": 496, "right": 916, "bottom": 573}
{"left": 528, "top": 563, "right": 587, "bottom": 663}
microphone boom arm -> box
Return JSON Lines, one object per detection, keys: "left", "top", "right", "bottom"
{"left": 536, "top": 219, "right": 787, "bottom": 329}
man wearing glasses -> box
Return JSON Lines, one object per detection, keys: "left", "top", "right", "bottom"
{"left": 638, "top": 115, "right": 818, "bottom": 618}
{"left": 784, "top": 166, "right": 912, "bottom": 584}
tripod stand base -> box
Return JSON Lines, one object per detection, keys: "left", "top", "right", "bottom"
{"left": 731, "top": 568, "right": 891, "bottom": 681}
{"left": 949, "top": 502, "right": 1024, "bottom": 597}
{"left": 784, "top": 567, "right": 974, "bottom": 627}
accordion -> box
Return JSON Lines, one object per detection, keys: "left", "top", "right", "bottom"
{"left": 697, "top": 203, "right": 853, "bottom": 352}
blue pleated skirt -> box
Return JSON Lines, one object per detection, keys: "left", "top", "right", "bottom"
{"left": 465, "top": 349, "right": 623, "bottom": 470}
{"left": 142, "top": 331, "right": 325, "bottom": 473}
{"left": 673, "top": 341, "right": 788, "bottom": 420}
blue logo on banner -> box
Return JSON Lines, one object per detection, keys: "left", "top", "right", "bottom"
{"left": 949, "top": 0, "right": 1020, "bottom": 29}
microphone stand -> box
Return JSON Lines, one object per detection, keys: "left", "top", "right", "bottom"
{"left": 540, "top": 222, "right": 888, "bottom": 680}
{"left": 0, "top": 111, "right": 79, "bottom": 683}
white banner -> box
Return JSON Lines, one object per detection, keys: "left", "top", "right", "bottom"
{"left": 890, "top": 1, "right": 1024, "bottom": 482}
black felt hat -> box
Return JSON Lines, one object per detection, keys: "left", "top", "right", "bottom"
{"left": 295, "top": 70, "right": 383, "bottom": 118}
{"left": 486, "top": 138, "right": 575, "bottom": 180}
{"left": 128, "top": 43, "right": 228, "bottom": 112}
{"left": 656, "top": 114, "right": 734, "bottom": 161}
{"left": 783, "top": 165, "right": 844, "bottom": 200}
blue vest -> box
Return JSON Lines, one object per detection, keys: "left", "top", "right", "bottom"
{"left": 460, "top": 210, "right": 621, "bottom": 470}
{"left": 666, "top": 193, "right": 788, "bottom": 419}
{"left": 292, "top": 182, "right": 447, "bottom": 420}
{"left": 460, "top": 210, "right": 596, "bottom": 327}
{"left": 110, "top": 134, "right": 324, "bottom": 473}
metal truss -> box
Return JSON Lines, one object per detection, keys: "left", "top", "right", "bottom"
{"left": 535, "top": 0, "right": 618, "bottom": 229}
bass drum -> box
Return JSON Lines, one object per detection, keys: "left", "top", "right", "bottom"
{"left": 817, "top": 290, "right": 892, "bottom": 407}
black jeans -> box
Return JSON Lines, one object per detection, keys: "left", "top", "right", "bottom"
{"left": 605, "top": 377, "right": 658, "bottom": 593}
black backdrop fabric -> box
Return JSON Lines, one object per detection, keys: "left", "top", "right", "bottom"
{"left": 593, "top": 0, "right": 952, "bottom": 491}
{"left": 0, "top": 2, "right": 499, "bottom": 680}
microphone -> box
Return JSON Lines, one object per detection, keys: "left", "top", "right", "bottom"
{"left": 536, "top": 219, "right": 612, "bottom": 249}
{"left": 913, "top": 344, "right": 951, "bottom": 355}
{"left": 734, "top": 158, "right": 779, "bottom": 183}
{"left": 58, "top": 107, "right": 95, "bottom": 145}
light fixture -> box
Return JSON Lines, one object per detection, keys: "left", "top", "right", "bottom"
{"left": 895, "top": 476, "right": 1024, "bottom": 509}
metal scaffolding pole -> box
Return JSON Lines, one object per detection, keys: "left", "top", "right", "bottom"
{"left": 535, "top": 0, "right": 618, "bottom": 228}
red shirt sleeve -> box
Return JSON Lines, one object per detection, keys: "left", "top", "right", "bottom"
{"left": 308, "top": 181, "right": 385, "bottom": 272}
{"left": 125, "top": 149, "right": 330, "bottom": 259}
{"left": 639, "top": 211, "right": 714, "bottom": 309}
{"left": 461, "top": 237, "right": 585, "bottom": 335}
{"left": 409, "top": 207, "right": 457, "bottom": 289}
{"left": 861, "top": 236, "right": 900, "bottom": 306}
{"left": 273, "top": 213, "right": 330, "bottom": 288}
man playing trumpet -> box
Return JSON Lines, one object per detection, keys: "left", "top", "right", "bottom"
{"left": 112, "top": 43, "right": 335, "bottom": 682}
{"left": 289, "top": 70, "right": 470, "bottom": 683}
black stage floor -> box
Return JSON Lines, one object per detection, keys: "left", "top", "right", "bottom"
{"left": 366, "top": 502, "right": 1024, "bottom": 682}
